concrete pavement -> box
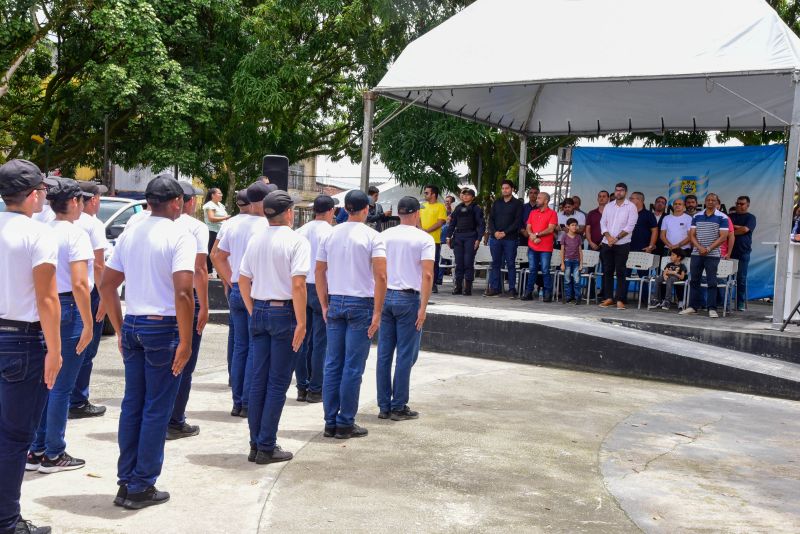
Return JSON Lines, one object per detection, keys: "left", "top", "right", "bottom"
{"left": 18, "top": 325, "right": 800, "bottom": 533}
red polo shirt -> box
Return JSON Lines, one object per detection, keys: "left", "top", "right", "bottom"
{"left": 527, "top": 207, "right": 558, "bottom": 252}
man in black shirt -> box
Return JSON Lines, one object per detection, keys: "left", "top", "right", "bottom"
{"left": 446, "top": 188, "right": 485, "bottom": 296}
{"left": 486, "top": 180, "right": 522, "bottom": 297}
{"left": 729, "top": 195, "right": 757, "bottom": 311}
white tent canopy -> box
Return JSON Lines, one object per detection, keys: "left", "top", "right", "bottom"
{"left": 375, "top": 0, "right": 800, "bottom": 135}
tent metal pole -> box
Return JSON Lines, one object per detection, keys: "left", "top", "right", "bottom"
{"left": 360, "top": 91, "right": 377, "bottom": 192}
{"left": 518, "top": 135, "right": 527, "bottom": 195}
{"left": 772, "top": 73, "right": 800, "bottom": 328}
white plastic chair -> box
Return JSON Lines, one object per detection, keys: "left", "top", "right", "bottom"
{"left": 473, "top": 243, "right": 493, "bottom": 278}
{"left": 500, "top": 246, "right": 529, "bottom": 293}
{"left": 646, "top": 255, "right": 690, "bottom": 310}
{"left": 623, "top": 252, "right": 658, "bottom": 309}
{"left": 549, "top": 249, "right": 563, "bottom": 300}
{"left": 684, "top": 257, "right": 737, "bottom": 316}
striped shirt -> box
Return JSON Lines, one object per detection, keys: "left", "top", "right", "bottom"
{"left": 691, "top": 211, "right": 728, "bottom": 257}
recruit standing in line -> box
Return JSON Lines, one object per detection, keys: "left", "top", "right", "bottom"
{"left": 0, "top": 159, "right": 60, "bottom": 534}
{"left": 239, "top": 191, "right": 311, "bottom": 464}
{"left": 100, "top": 176, "right": 195, "bottom": 510}
{"left": 446, "top": 187, "right": 485, "bottom": 296}
{"left": 294, "top": 195, "right": 337, "bottom": 403}
{"left": 27, "top": 179, "right": 94, "bottom": 475}
{"left": 376, "top": 196, "right": 434, "bottom": 421}
{"left": 316, "top": 190, "right": 387, "bottom": 439}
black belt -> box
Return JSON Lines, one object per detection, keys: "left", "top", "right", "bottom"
{"left": 391, "top": 288, "right": 420, "bottom": 295}
{"left": 0, "top": 318, "right": 42, "bottom": 332}
{"left": 58, "top": 291, "right": 73, "bottom": 297}
{"left": 454, "top": 229, "right": 476, "bottom": 234}
{"left": 256, "top": 299, "right": 292, "bottom": 307}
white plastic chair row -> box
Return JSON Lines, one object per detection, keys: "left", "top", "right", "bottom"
{"left": 553, "top": 249, "right": 601, "bottom": 303}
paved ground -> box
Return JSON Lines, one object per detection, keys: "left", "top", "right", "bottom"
{"left": 18, "top": 325, "right": 800, "bottom": 533}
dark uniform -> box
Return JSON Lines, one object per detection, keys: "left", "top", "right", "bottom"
{"left": 447, "top": 198, "right": 485, "bottom": 295}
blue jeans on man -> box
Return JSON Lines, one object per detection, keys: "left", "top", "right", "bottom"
{"left": 229, "top": 283, "right": 253, "bottom": 410}
{"left": 689, "top": 255, "right": 720, "bottom": 311}
{"left": 31, "top": 296, "right": 85, "bottom": 458}
{"left": 733, "top": 252, "right": 750, "bottom": 309}
{"left": 323, "top": 296, "right": 373, "bottom": 429}
{"left": 295, "top": 284, "right": 326, "bottom": 394}
{"left": 118, "top": 315, "right": 182, "bottom": 494}
{"left": 169, "top": 296, "right": 202, "bottom": 428}
{"left": 525, "top": 249, "right": 552, "bottom": 297}
{"left": 248, "top": 300, "right": 297, "bottom": 451}
{"left": 376, "top": 290, "right": 422, "bottom": 413}
{"left": 488, "top": 237, "right": 517, "bottom": 293}
{"left": 0, "top": 330, "right": 48, "bottom": 534}
{"left": 563, "top": 259, "right": 581, "bottom": 301}
{"left": 70, "top": 287, "right": 103, "bottom": 408}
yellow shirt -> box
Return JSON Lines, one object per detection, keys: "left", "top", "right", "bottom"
{"left": 420, "top": 201, "right": 447, "bottom": 244}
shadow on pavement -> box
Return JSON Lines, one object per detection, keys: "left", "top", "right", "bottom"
{"left": 34, "top": 494, "right": 130, "bottom": 520}
{"left": 86, "top": 432, "right": 118, "bottom": 443}
{"left": 184, "top": 453, "right": 259, "bottom": 470}
{"left": 185, "top": 410, "right": 247, "bottom": 424}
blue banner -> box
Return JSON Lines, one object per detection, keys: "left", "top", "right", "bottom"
{"left": 572, "top": 145, "right": 786, "bottom": 299}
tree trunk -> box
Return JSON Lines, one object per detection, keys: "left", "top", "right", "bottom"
{"left": 0, "top": 47, "right": 34, "bottom": 99}
{"left": 225, "top": 165, "right": 236, "bottom": 212}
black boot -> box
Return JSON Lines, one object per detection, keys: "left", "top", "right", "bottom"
{"left": 452, "top": 280, "right": 463, "bottom": 295}
{"left": 464, "top": 281, "right": 473, "bottom": 296}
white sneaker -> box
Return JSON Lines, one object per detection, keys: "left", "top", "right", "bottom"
{"left": 679, "top": 307, "right": 697, "bottom": 315}
{"left": 708, "top": 309, "right": 719, "bottom": 318}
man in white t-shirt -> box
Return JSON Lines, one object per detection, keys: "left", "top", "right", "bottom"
{"left": 69, "top": 181, "right": 110, "bottom": 420}
{"left": 0, "top": 159, "right": 60, "bottom": 534}
{"left": 557, "top": 197, "right": 586, "bottom": 240}
{"left": 660, "top": 198, "right": 693, "bottom": 252}
{"left": 100, "top": 175, "right": 195, "bottom": 510}
{"left": 294, "top": 195, "right": 337, "bottom": 403}
{"left": 166, "top": 181, "right": 210, "bottom": 441}
{"left": 376, "top": 197, "right": 434, "bottom": 421}
{"left": 316, "top": 190, "right": 387, "bottom": 439}
{"left": 216, "top": 181, "right": 273, "bottom": 417}
{"left": 239, "top": 191, "right": 310, "bottom": 464}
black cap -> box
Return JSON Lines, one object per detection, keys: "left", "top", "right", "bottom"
{"left": 145, "top": 175, "right": 183, "bottom": 202}
{"left": 0, "top": 159, "right": 57, "bottom": 195}
{"left": 313, "top": 194, "right": 338, "bottom": 213}
{"left": 235, "top": 190, "right": 250, "bottom": 206}
{"left": 246, "top": 181, "right": 275, "bottom": 203}
{"left": 178, "top": 181, "right": 203, "bottom": 198}
{"left": 397, "top": 196, "right": 420, "bottom": 214}
{"left": 460, "top": 187, "right": 475, "bottom": 196}
{"left": 46, "top": 178, "right": 83, "bottom": 202}
{"left": 345, "top": 190, "right": 370, "bottom": 213}
{"left": 78, "top": 181, "right": 108, "bottom": 198}
{"left": 263, "top": 190, "right": 294, "bottom": 217}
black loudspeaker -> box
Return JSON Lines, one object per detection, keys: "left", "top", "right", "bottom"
{"left": 262, "top": 155, "right": 289, "bottom": 191}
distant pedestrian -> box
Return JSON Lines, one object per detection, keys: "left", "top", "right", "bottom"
{"left": 203, "top": 188, "right": 230, "bottom": 273}
{"left": 446, "top": 187, "right": 484, "bottom": 296}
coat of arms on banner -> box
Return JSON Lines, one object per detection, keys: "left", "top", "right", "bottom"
{"left": 668, "top": 173, "right": 709, "bottom": 204}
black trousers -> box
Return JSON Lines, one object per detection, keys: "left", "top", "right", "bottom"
{"left": 433, "top": 243, "right": 441, "bottom": 286}
{"left": 600, "top": 243, "right": 631, "bottom": 303}
{"left": 208, "top": 230, "right": 217, "bottom": 272}
{"left": 452, "top": 233, "right": 478, "bottom": 283}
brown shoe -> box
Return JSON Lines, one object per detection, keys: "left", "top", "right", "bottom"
{"left": 599, "top": 299, "right": 614, "bottom": 308}
{"left": 616, "top": 301, "right": 626, "bottom": 310}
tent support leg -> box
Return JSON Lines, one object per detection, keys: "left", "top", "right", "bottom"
{"left": 772, "top": 73, "right": 800, "bottom": 328}
{"left": 518, "top": 135, "right": 527, "bottom": 195}
{"left": 360, "top": 91, "right": 377, "bottom": 192}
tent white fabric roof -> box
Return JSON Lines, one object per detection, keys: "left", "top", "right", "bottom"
{"left": 375, "top": 0, "right": 800, "bottom": 135}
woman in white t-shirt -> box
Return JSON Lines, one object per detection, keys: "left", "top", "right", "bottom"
{"left": 202, "top": 188, "right": 229, "bottom": 273}
{"left": 660, "top": 198, "right": 693, "bottom": 251}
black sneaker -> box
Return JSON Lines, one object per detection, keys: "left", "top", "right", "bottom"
{"left": 542, "top": 295, "right": 553, "bottom": 303}
{"left": 239, "top": 406, "right": 248, "bottom": 418}
{"left": 296, "top": 389, "right": 307, "bottom": 402}
{"left": 334, "top": 424, "right": 368, "bottom": 439}
{"left": 14, "top": 518, "right": 50, "bottom": 534}
{"left": 431, "top": 284, "right": 438, "bottom": 294}
{"left": 113, "top": 485, "right": 128, "bottom": 506}
{"left": 230, "top": 405, "right": 242, "bottom": 417}
{"left": 390, "top": 406, "right": 419, "bottom": 421}
{"left": 25, "top": 452, "right": 43, "bottom": 471}
{"left": 38, "top": 452, "right": 85, "bottom": 474}
{"left": 255, "top": 445, "right": 293, "bottom": 464}
{"left": 122, "top": 486, "right": 170, "bottom": 510}
{"left": 248, "top": 444, "right": 257, "bottom": 463}
{"left": 506, "top": 291, "right": 518, "bottom": 300}
{"left": 306, "top": 391, "right": 322, "bottom": 403}
{"left": 323, "top": 426, "right": 336, "bottom": 438}
{"left": 520, "top": 292, "right": 533, "bottom": 301}
{"left": 378, "top": 410, "right": 390, "bottom": 419}
{"left": 68, "top": 402, "right": 106, "bottom": 419}
{"left": 483, "top": 289, "right": 500, "bottom": 297}
{"left": 166, "top": 423, "right": 199, "bottom": 441}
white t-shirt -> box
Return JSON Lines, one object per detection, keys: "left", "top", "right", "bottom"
{"left": 107, "top": 215, "right": 196, "bottom": 316}
{"left": 557, "top": 210, "right": 586, "bottom": 239}
{"left": 215, "top": 213, "right": 245, "bottom": 243}
{"left": 0, "top": 213, "right": 58, "bottom": 322}
{"left": 50, "top": 220, "right": 94, "bottom": 293}
{"left": 75, "top": 212, "right": 108, "bottom": 287}
{"left": 175, "top": 214, "right": 210, "bottom": 255}
{"left": 296, "top": 219, "right": 333, "bottom": 284}
{"left": 239, "top": 226, "right": 311, "bottom": 300}
{"left": 125, "top": 209, "right": 150, "bottom": 230}
{"left": 382, "top": 225, "right": 436, "bottom": 292}
{"left": 661, "top": 213, "right": 693, "bottom": 249}
{"left": 218, "top": 215, "right": 269, "bottom": 283}
{"left": 33, "top": 203, "right": 56, "bottom": 223}
{"left": 316, "top": 221, "right": 386, "bottom": 298}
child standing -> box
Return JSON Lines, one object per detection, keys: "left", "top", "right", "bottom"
{"left": 651, "top": 248, "right": 687, "bottom": 310}
{"left": 560, "top": 218, "right": 583, "bottom": 304}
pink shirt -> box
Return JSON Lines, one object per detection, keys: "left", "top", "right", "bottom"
{"left": 599, "top": 199, "right": 638, "bottom": 245}
{"left": 719, "top": 212, "right": 734, "bottom": 257}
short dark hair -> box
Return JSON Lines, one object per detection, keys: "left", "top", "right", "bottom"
{"left": 562, "top": 198, "right": 574, "bottom": 206}
{"left": 566, "top": 217, "right": 578, "bottom": 226}
{"left": 598, "top": 190, "right": 609, "bottom": 196}
{"left": 615, "top": 182, "right": 628, "bottom": 191}
{"left": 445, "top": 195, "right": 456, "bottom": 203}
{"left": 1, "top": 190, "right": 31, "bottom": 205}
{"left": 737, "top": 195, "right": 751, "bottom": 204}
{"left": 655, "top": 196, "right": 667, "bottom": 203}
{"left": 500, "top": 179, "right": 515, "bottom": 190}
{"left": 631, "top": 191, "right": 644, "bottom": 201}
{"left": 685, "top": 194, "right": 697, "bottom": 202}
{"left": 424, "top": 184, "right": 440, "bottom": 197}
{"left": 367, "top": 186, "right": 379, "bottom": 196}
{"left": 51, "top": 196, "right": 80, "bottom": 214}
{"left": 669, "top": 248, "right": 686, "bottom": 259}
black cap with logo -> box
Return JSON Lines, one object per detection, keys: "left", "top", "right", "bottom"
{"left": 0, "top": 159, "right": 57, "bottom": 196}
{"left": 263, "top": 190, "right": 294, "bottom": 217}
{"left": 46, "top": 178, "right": 83, "bottom": 202}
{"left": 313, "top": 194, "right": 338, "bottom": 213}
{"left": 344, "top": 190, "right": 370, "bottom": 213}
{"left": 397, "top": 196, "right": 421, "bottom": 215}
{"left": 178, "top": 181, "right": 203, "bottom": 199}
{"left": 145, "top": 175, "right": 183, "bottom": 202}
{"left": 246, "top": 181, "right": 276, "bottom": 203}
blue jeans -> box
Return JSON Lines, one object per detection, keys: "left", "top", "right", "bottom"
{"left": 70, "top": 287, "right": 103, "bottom": 407}
{"left": 295, "top": 284, "right": 326, "bottom": 393}
{"left": 0, "top": 330, "right": 48, "bottom": 534}
{"left": 488, "top": 238, "right": 517, "bottom": 292}
{"left": 525, "top": 249, "right": 552, "bottom": 296}
{"left": 690, "top": 255, "right": 720, "bottom": 311}
{"left": 376, "top": 290, "right": 421, "bottom": 412}
{"left": 169, "top": 297, "right": 202, "bottom": 427}
{"left": 226, "top": 289, "right": 234, "bottom": 381}
{"left": 323, "top": 296, "right": 373, "bottom": 428}
{"left": 563, "top": 259, "right": 581, "bottom": 300}
{"left": 31, "top": 296, "right": 85, "bottom": 458}
{"left": 248, "top": 301, "right": 297, "bottom": 451}
{"left": 733, "top": 252, "right": 750, "bottom": 307}
{"left": 118, "top": 315, "right": 182, "bottom": 494}
{"left": 229, "top": 283, "right": 253, "bottom": 409}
